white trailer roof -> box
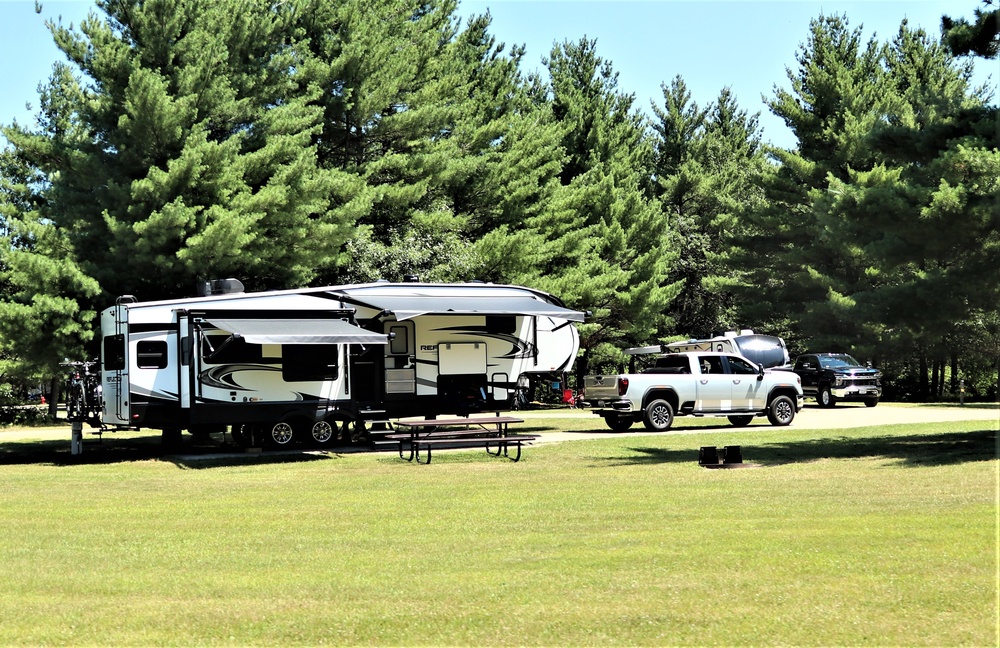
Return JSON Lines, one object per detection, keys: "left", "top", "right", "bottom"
{"left": 340, "top": 294, "right": 586, "bottom": 322}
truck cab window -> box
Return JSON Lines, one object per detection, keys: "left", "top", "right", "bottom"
{"left": 728, "top": 357, "right": 759, "bottom": 374}
{"left": 698, "top": 356, "right": 725, "bottom": 374}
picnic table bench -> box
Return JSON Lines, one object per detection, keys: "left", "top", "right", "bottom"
{"left": 387, "top": 415, "right": 537, "bottom": 464}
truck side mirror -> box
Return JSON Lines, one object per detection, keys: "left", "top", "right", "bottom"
{"left": 757, "top": 364, "right": 765, "bottom": 381}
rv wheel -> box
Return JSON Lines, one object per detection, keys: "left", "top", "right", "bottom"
{"left": 310, "top": 419, "right": 337, "bottom": 447}
{"left": 230, "top": 424, "right": 251, "bottom": 447}
{"left": 265, "top": 421, "right": 295, "bottom": 448}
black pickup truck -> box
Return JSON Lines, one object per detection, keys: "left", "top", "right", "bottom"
{"left": 791, "top": 353, "right": 881, "bottom": 407}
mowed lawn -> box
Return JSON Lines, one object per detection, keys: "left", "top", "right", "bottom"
{"left": 0, "top": 414, "right": 996, "bottom": 646}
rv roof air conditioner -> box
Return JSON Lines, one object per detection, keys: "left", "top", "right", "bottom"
{"left": 197, "top": 278, "right": 245, "bottom": 297}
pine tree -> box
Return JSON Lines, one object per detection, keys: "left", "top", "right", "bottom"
{"left": 652, "top": 80, "right": 765, "bottom": 337}
{"left": 0, "top": 146, "right": 100, "bottom": 398}
{"left": 730, "top": 14, "right": 889, "bottom": 351}
{"left": 942, "top": 0, "right": 1000, "bottom": 58}
{"left": 505, "top": 38, "right": 680, "bottom": 376}
{"left": 3, "top": 0, "right": 354, "bottom": 303}
{"left": 838, "top": 21, "right": 999, "bottom": 396}
{"left": 295, "top": 1, "right": 563, "bottom": 284}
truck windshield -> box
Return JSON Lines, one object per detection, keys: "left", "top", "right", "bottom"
{"left": 819, "top": 355, "right": 860, "bottom": 369}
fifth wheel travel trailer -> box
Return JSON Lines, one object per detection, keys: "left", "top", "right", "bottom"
{"left": 100, "top": 280, "right": 584, "bottom": 448}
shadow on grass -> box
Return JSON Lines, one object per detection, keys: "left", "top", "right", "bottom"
{"left": 609, "top": 428, "right": 998, "bottom": 468}
{"left": 0, "top": 433, "right": 347, "bottom": 469}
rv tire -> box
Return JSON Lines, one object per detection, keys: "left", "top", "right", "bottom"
{"left": 230, "top": 424, "right": 251, "bottom": 447}
{"left": 162, "top": 427, "right": 183, "bottom": 450}
{"left": 264, "top": 421, "right": 296, "bottom": 448}
{"left": 310, "top": 419, "right": 337, "bottom": 447}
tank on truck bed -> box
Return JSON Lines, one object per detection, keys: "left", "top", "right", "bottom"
{"left": 624, "top": 330, "right": 789, "bottom": 370}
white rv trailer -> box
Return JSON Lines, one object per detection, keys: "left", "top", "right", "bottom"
{"left": 100, "top": 281, "right": 584, "bottom": 447}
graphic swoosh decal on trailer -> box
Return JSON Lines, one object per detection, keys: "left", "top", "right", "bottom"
{"left": 199, "top": 364, "right": 282, "bottom": 390}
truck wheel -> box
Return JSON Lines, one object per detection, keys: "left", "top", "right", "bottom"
{"left": 264, "top": 421, "right": 295, "bottom": 448}
{"left": 643, "top": 399, "right": 674, "bottom": 431}
{"left": 605, "top": 416, "right": 634, "bottom": 432}
{"left": 727, "top": 415, "right": 754, "bottom": 427}
{"left": 767, "top": 395, "right": 795, "bottom": 426}
{"left": 818, "top": 385, "right": 836, "bottom": 408}
{"left": 865, "top": 397, "right": 879, "bottom": 407}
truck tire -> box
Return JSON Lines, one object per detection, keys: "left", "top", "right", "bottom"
{"left": 605, "top": 415, "right": 634, "bottom": 432}
{"left": 818, "top": 385, "right": 836, "bottom": 408}
{"left": 727, "top": 415, "right": 754, "bottom": 427}
{"left": 643, "top": 399, "right": 674, "bottom": 431}
{"left": 767, "top": 395, "right": 795, "bottom": 426}
{"left": 865, "top": 397, "right": 879, "bottom": 407}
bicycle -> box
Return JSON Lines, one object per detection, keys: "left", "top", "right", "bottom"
{"left": 62, "top": 360, "right": 102, "bottom": 426}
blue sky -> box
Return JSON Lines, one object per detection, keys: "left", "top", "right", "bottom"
{"left": 1, "top": 0, "right": 994, "bottom": 149}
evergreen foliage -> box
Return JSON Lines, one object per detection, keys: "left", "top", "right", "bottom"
{"left": 504, "top": 38, "right": 680, "bottom": 374}
{"left": 730, "top": 12, "right": 997, "bottom": 398}
{"left": 652, "top": 79, "right": 766, "bottom": 338}
{"left": 0, "top": 2, "right": 995, "bottom": 399}
{"left": 942, "top": 0, "right": 1000, "bottom": 58}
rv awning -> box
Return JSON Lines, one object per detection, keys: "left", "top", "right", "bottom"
{"left": 204, "top": 318, "right": 388, "bottom": 345}
{"left": 346, "top": 295, "right": 586, "bottom": 322}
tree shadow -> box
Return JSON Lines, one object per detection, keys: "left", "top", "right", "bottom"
{"left": 605, "top": 428, "right": 998, "bottom": 468}
{"left": 0, "top": 433, "right": 346, "bottom": 469}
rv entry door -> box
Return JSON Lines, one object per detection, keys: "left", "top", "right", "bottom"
{"left": 384, "top": 321, "right": 416, "bottom": 398}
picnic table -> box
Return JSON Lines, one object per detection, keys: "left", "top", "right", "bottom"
{"left": 386, "top": 415, "right": 537, "bottom": 464}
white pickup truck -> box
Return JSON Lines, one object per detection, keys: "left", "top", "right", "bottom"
{"left": 582, "top": 352, "right": 804, "bottom": 431}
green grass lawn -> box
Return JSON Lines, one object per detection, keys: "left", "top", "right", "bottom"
{"left": 0, "top": 415, "right": 996, "bottom": 646}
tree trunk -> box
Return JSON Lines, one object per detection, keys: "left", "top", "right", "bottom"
{"left": 47, "top": 375, "right": 60, "bottom": 419}
{"left": 919, "top": 352, "right": 929, "bottom": 401}
{"left": 950, "top": 351, "right": 958, "bottom": 395}
{"left": 575, "top": 347, "right": 590, "bottom": 390}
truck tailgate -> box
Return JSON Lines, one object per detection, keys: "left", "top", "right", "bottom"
{"left": 583, "top": 375, "right": 619, "bottom": 400}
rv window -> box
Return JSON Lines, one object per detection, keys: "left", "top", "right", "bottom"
{"left": 103, "top": 334, "right": 125, "bottom": 371}
{"left": 388, "top": 325, "right": 410, "bottom": 355}
{"left": 485, "top": 315, "right": 516, "bottom": 334}
{"left": 201, "top": 335, "right": 262, "bottom": 364}
{"left": 282, "top": 344, "right": 339, "bottom": 382}
{"left": 136, "top": 340, "right": 168, "bottom": 369}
